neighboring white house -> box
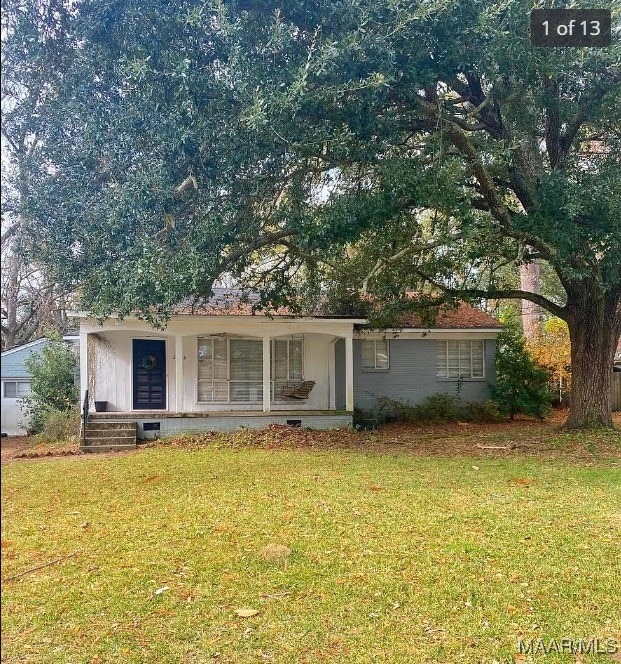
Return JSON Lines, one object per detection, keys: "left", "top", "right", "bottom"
{"left": 1, "top": 336, "right": 79, "bottom": 436}
{"left": 76, "top": 290, "right": 502, "bottom": 438}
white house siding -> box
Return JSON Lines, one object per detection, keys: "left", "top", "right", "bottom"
{"left": 1, "top": 386, "right": 30, "bottom": 436}
{"left": 80, "top": 317, "right": 358, "bottom": 414}
{"left": 86, "top": 331, "right": 174, "bottom": 412}
{"left": 335, "top": 335, "right": 498, "bottom": 411}
{"left": 1, "top": 337, "right": 79, "bottom": 436}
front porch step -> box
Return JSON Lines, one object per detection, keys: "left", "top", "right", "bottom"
{"left": 86, "top": 420, "right": 137, "bottom": 430}
{"left": 84, "top": 427, "right": 136, "bottom": 439}
{"left": 81, "top": 420, "right": 137, "bottom": 452}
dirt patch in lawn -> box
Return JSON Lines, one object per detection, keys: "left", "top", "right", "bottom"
{"left": 0, "top": 436, "right": 30, "bottom": 461}
{"left": 1, "top": 436, "right": 81, "bottom": 463}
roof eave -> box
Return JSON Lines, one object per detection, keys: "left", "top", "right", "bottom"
{"left": 73, "top": 311, "right": 368, "bottom": 324}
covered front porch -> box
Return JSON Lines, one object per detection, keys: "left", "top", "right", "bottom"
{"left": 88, "top": 409, "right": 352, "bottom": 439}
{"left": 78, "top": 314, "right": 358, "bottom": 432}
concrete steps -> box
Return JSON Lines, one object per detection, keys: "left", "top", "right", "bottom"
{"left": 81, "top": 420, "right": 137, "bottom": 453}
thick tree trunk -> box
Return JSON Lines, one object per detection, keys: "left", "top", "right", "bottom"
{"left": 564, "top": 288, "right": 621, "bottom": 429}
{"left": 520, "top": 261, "right": 542, "bottom": 341}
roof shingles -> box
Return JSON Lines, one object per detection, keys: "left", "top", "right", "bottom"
{"left": 169, "top": 289, "right": 501, "bottom": 329}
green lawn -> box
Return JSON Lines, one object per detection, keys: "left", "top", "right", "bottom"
{"left": 2, "top": 439, "right": 620, "bottom": 663}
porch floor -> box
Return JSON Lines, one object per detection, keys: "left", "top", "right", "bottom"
{"left": 90, "top": 410, "right": 350, "bottom": 419}
{"left": 88, "top": 410, "right": 353, "bottom": 436}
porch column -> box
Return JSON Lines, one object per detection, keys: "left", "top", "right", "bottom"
{"left": 328, "top": 338, "right": 337, "bottom": 410}
{"left": 79, "top": 329, "right": 89, "bottom": 410}
{"left": 175, "top": 335, "right": 184, "bottom": 414}
{"left": 345, "top": 334, "right": 354, "bottom": 412}
{"left": 262, "top": 335, "right": 271, "bottom": 412}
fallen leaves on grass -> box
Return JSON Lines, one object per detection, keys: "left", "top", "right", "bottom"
{"left": 143, "top": 474, "right": 166, "bottom": 483}
{"left": 510, "top": 478, "right": 534, "bottom": 487}
{"left": 3, "top": 551, "right": 80, "bottom": 582}
{"left": 234, "top": 608, "right": 260, "bottom": 618}
{"left": 153, "top": 412, "right": 620, "bottom": 463}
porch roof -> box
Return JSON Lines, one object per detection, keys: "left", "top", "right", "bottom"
{"left": 72, "top": 289, "right": 501, "bottom": 330}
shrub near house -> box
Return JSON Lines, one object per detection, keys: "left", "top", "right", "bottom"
{"left": 492, "top": 329, "right": 551, "bottom": 419}
{"left": 22, "top": 335, "right": 79, "bottom": 435}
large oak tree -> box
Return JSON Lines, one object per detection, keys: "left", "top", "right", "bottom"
{"left": 5, "top": 0, "right": 620, "bottom": 427}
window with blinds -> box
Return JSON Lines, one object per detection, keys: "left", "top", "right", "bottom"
{"left": 361, "top": 340, "right": 389, "bottom": 370}
{"left": 197, "top": 337, "right": 228, "bottom": 402}
{"left": 197, "top": 337, "right": 266, "bottom": 403}
{"left": 436, "top": 340, "right": 485, "bottom": 379}
{"left": 3, "top": 381, "right": 31, "bottom": 398}
{"left": 271, "top": 338, "right": 304, "bottom": 399}
{"left": 229, "top": 339, "right": 263, "bottom": 402}
{"left": 198, "top": 337, "right": 305, "bottom": 403}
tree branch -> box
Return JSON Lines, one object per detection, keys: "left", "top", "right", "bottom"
{"left": 410, "top": 266, "right": 568, "bottom": 320}
{"left": 451, "top": 287, "right": 567, "bottom": 319}
{"left": 219, "top": 230, "right": 298, "bottom": 272}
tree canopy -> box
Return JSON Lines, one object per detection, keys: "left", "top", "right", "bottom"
{"left": 4, "top": 0, "right": 620, "bottom": 427}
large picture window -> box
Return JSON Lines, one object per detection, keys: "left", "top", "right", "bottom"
{"left": 362, "top": 340, "right": 389, "bottom": 370}
{"left": 436, "top": 340, "right": 485, "bottom": 379}
{"left": 197, "top": 337, "right": 304, "bottom": 403}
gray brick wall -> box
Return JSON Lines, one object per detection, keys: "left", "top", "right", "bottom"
{"left": 335, "top": 337, "right": 496, "bottom": 410}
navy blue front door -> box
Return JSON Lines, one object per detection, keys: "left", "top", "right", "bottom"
{"left": 133, "top": 339, "right": 166, "bottom": 410}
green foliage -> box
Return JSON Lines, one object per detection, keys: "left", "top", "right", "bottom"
{"left": 4, "top": 0, "right": 619, "bottom": 426}
{"left": 22, "top": 335, "right": 78, "bottom": 434}
{"left": 491, "top": 330, "right": 552, "bottom": 420}
{"left": 31, "top": 408, "right": 80, "bottom": 445}
{"left": 466, "top": 400, "right": 503, "bottom": 423}
{"left": 409, "top": 393, "right": 462, "bottom": 423}
{"left": 4, "top": 0, "right": 617, "bottom": 319}
{"left": 371, "top": 393, "right": 503, "bottom": 424}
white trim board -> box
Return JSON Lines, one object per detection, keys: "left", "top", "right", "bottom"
{"left": 355, "top": 329, "right": 501, "bottom": 340}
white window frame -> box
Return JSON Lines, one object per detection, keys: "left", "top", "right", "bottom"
{"left": 3, "top": 380, "right": 31, "bottom": 399}
{"left": 436, "top": 340, "right": 485, "bottom": 380}
{"left": 361, "top": 340, "right": 390, "bottom": 371}
{"left": 197, "top": 337, "right": 229, "bottom": 403}
{"left": 271, "top": 337, "right": 304, "bottom": 401}
{"left": 197, "top": 337, "right": 264, "bottom": 404}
